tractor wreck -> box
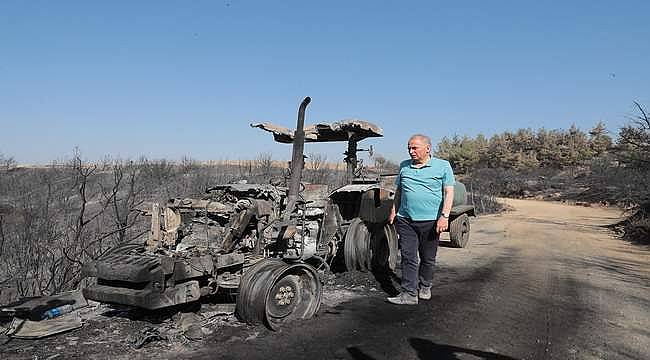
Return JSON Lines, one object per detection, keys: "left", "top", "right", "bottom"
{"left": 81, "top": 97, "right": 400, "bottom": 329}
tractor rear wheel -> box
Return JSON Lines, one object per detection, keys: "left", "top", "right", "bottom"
{"left": 371, "top": 223, "right": 399, "bottom": 272}
{"left": 344, "top": 218, "right": 372, "bottom": 271}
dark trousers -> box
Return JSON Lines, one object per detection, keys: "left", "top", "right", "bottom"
{"left": 396, "top": 216, "right": 440, "bottom": 296}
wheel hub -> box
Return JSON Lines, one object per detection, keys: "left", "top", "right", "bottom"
{"left": 274, "top": 285, "right": 295, "bottom": 306}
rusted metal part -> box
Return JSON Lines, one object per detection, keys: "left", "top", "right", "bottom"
{"left": 315, "top": 120, "right": 383, "bottom": 141}
{"left": 148, "top": 203, "right": 161, "bottom": 247}
{"left": 82, "top": 252, "right": 229, "bottom": 309}
{"left": 206, "top": 184, "right": 284, "bottom": 202}
{"left": 167, "top": 198, "right": 232, "bottom": 213}
{"left": 331, "top": 184, "right": 383, "bottom": 193}
{"left": 345, "top": 137, "right": 359, "bottom": 183}
{"left": 285, "top": 96, "right": 311, "bottom": 221}
{"left": 251, "top": 119, "right": 383, "bottom": 143}
{"left": 330, "top": 185, "right": 395, "bottom": 223}
{"left": 221, "top": 199, "right": 260, "bottom": 253}
{"left": 252, "top": 119, "right": 383, "bottom": 182}
{"left": 173, "top": 255, "right": 214, "bottom": 280}
{"left": 163, "top": 207, "right": 181, "bottom": 246}
{"left": 83, "top": 254, "right": 162, "bottom": 283}
{"left": 84, "top": 280, "right": 201, "bottom": 310}
{"left": 215, "top": 253, "right": 245, "bottom": 268}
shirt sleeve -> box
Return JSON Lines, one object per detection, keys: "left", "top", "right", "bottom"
{"left": 395, "top": 160, "right": 407, "bottom": 188}
{"left": 443, "top": 161, "right": 455, "bottom": 186}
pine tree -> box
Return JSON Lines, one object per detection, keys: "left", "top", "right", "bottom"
{"left": 588, "top": 121, "right": 612, "bottom": 157}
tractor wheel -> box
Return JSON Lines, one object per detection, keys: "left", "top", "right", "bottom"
{"left": 371, "top": 223, "right": 399, "bottom": 272}
{"left": 344, "top": 218, "right": 372, "bottom": 271}
{"left": 236, "top": 259, "right": 321, "bottom": 330}
{"left": 449, "top": 213, "right": 471, "bottom": 248}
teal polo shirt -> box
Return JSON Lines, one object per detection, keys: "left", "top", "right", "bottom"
{"left": 395, "top": 157, "right": 455, "bottom": 221}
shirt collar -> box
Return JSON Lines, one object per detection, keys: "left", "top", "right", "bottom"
{"left": 409, "top": 158, "right": 431, "bottom": 168}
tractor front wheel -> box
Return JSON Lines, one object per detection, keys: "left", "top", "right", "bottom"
{"left": 236, "top": 259, "right": 321, "bottom": 330}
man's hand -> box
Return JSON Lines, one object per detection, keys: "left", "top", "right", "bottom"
{"left": 388, "top": 206, "right": 396, "bottom": 224}
{"left": 436, "top": 217, "right": 449, "bottom": 233}
{"left": 389, "top": 190, "right": 401, "bottom": 225}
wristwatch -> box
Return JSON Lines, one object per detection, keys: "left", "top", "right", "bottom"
{"left": 441, "top": 212, "right": 450, "bottom": 219}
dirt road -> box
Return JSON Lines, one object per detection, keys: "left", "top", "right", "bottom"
{"left": 3, "top": 199, "right": 649, "bottom": 359}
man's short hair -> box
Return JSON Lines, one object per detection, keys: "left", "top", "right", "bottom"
{"left": 409, "top": 134, "right": 431, "bottom": 146}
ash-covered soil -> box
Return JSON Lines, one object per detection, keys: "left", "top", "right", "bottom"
{"left": 2, "top": 199, "right": 649, "bottom": 360}
{"left": 0, "top": 269, "right": 383, "bottom": 360}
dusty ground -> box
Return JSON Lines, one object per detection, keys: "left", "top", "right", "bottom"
{"left": 2, "top": 199, "right": 649, "bottom": 359}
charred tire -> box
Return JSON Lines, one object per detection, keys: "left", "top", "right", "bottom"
{"left": 236, "top": 259, "right": 321, "bottom": 330}
{"left": 344, "top": 218, "right": 372, "bottom": 272}
{"left": 449, "top": 213, "right": 470, "bottom": 248}
{"left": 371, "top": 223, "right": 399, "bottom": 272}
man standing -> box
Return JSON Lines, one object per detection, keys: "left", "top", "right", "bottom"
{"left": 387, "top": 134, "right": 455, "bottom": 305}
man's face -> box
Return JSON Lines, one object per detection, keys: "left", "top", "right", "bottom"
{"left": 408, "top": 138, "right": 430, "bottom": 163}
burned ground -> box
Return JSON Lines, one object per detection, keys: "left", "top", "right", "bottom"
{"left": 2, "top": 199, "right": 648, "bottom": 360}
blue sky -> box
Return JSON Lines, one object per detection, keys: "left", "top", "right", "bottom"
{"left": 1, "top": 0, "right": 649, "bottom": 164}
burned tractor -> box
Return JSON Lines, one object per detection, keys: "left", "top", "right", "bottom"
{"left": 251, "top": 115, "right": 399, "bottom": 272}
{"left": 82, "top": 97, "right": 475, "bottom": 329}
{"left": 82, "top": 97, "right": 397, "bottom": 329}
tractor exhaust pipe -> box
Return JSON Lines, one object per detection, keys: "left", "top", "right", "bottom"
{"left": 284, "top": 96, "right": 311, "bottom": 220}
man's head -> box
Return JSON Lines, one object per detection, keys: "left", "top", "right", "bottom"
{"left": 407, "top": 134, "right": 431, "bottom": 164}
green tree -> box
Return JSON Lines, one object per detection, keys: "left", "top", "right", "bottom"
{"left": 588, "top": 121, "right": 612, "bottom": 157}
{"left": 511, "top": 128, "right": 536, "bottom": 152}
{"left": 560, "top": 124, "right": 592, "bottom": 170}
{"left": 616, "top": 102, "right": 650, "bottom": 169}
{"left": 512, "top": 150, "right": 540, "bottom": 171}
{"left": 435, "top": 135, "right": 480, "bottom": 174}
{"left": 487, "top": 134, "right": 515, "bottom": 169}
{"left": 535, "top": 128, "right": 563, "bottom": 168}
{"left": 474, "top": 133, "right": 490, "bottom": 168}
